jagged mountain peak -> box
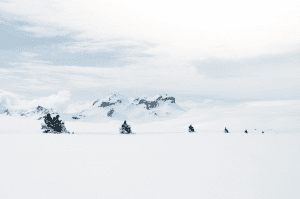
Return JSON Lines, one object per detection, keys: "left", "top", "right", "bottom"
{"left": 35, "top": 105, "right": 52, "bottom": 113}
{"left": 92, "top": 92, "right": 129, "bottom": 108}
{"left": 103, "top": 92, "right": 126, "bottom": 101}
{"left": 3, "top": 105, "right": 58, "bottom": 120}
{"left": 27, "top": 105, "right": 57, "bottom": 114}
{"left": 131, "top": 94, "right": 175, "bottom": 110}
{"left": 72, "top": 93, "right": 184, "bottom": 122}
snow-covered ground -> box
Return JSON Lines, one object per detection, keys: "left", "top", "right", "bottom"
{"left": 1, "top": 132, "right": 299, "bottom": 199}
{"left": 1, "top": 100, "right": 300, "bottom": 199}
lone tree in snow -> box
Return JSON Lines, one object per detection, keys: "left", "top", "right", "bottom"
{"left": 188, "top": 125, "right": 195, "bottom": 133}
{"left": 43, "top": 113, "right": 65, "bottom": 133}
{"left": 262, "top": 131, "right": 264, "bottom": 134}
{"left": 245, "top": 130, "right": 248, "bottom": 134}
{"left": 119, "top": 120, "right": 133, "bottom": 134}
{"left": 224, "top": 127, "right": 229, "bottom": 133}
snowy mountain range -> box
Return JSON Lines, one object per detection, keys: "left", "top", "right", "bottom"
{"left": 3, "top": 106, "right": 58, "bottom": 120}
{"left": 71, "top": 93, "right": 185, "bottom": 122}
{"left": 1, "top": 93, "right": 185, "bottom": 122}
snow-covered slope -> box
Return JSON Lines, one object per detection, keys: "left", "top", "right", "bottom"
{"left": 71, "top": 93, "right": 185, "bottom": 122}
{"left": 3, "top": 105, "right": 58, "bottom": 120}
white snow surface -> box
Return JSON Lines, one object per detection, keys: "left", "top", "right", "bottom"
{"left": 1, "top": 100, "right": 300, "bottom": 199}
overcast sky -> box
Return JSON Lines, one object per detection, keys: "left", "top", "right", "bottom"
{"left": 1, "top": 0, "right": 300, "bottom": 112}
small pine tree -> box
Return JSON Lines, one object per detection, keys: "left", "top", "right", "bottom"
{"left": 44, "top": 113, "right": 53, "bottom": 130}
{"left": 188, "top": 125, "right": 195, "bottom": 133}
{"left": 119, "top": 120, "right": 133, "bottom": 134}
{"left": 44, "top": 113, "right": 63, "bottom": 133}
{"left": 3, "top": 109, "right": 10, "bottom": 115}
{"left": 245, "top": 130, "right": 248, "bottom": 134}
{"left": 224, "top": 127, "right": 229, "bottom": 133}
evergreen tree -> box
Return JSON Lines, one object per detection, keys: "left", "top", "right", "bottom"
{"left": 245, "top": 130, "right": 248, "bottom": 134}
{"left": 44, "top": 113, "right": 53, "bottom": 130}
{"left": 44, "top": 113, "right": 63, "bottom": 133}
{"left": 188, "top": 125, "right": 195, "bottom": 133}
{"left": 224, "top": 127, "right": 229, "bottom": 133}
{"left": 3, "top": 109, "right": 10, "bottom": 115}
{"left": 119, "top": 120, "right": 133, "bottom": 134}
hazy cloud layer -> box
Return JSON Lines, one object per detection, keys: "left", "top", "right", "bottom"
{"left": 1, "top": 0, "right": 300, "bottom": 59}
{"left": 0, "top": 0, "right": 300, "bottom": 102}
{"left": 1, "top": 58, "right": 299, "bottom": 101}
{"left": 0, "top": 89, "right": 72, "bottom": 111}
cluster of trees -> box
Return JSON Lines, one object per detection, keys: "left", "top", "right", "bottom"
{"left": 43, "top": 114, "right": 70, "bottom": 134}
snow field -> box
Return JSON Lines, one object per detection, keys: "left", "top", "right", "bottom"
{"left": 0, "top": 133, "right": 300, "bottom": 199}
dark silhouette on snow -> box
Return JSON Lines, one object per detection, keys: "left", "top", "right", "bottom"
{"left": 188, "top": 125, "right": 195, "bottom": 133}
{"left": 43, "top": 114, "right": 69, "bottom": 133}
{"left": 262, "top": 131, "right": 264, "bottom": 134}
{"left": 224, "top": 127, "right": 229, "bottom": 133}
{"left": 119, "top": 120, "right": 133, "bottom": 134}
{"left": 3, "top": 109, "right": 10, "bottom": 115}
{"left": 245, "top": 130, "right": 248, "bottom": 134}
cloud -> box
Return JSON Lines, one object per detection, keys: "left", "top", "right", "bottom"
{"left": 0, "top": 89, "right": 93, "bottom": 114}
{"left": 20, "top": 52, "right": 40, "bottom": 58}
{"left": 8, "top": 60, "right": 203, "bottom": 91}
{"left": 0, "top": 89, "right": 71, "bottom": 112}
{"left": 0, "top": 89, "right": 23, "bottom": 112}
{"left": 1, "top": 0, "right": 300, "bottom": 101}
{"left": 26, "top": 90, "right": 71, "bottom": 111}
{"left": 64, "top": 101, "right": 92, "bottom": 114}
{"left": 17, "top": 52, "right": 44, "bottom": 63}
{"left": 20, "top": 25, "right": 70, "bottom": 37}
{"left": 1, "top": 0, "right": 300, "bottom": 61}
{"left": 2, "top": 57, "right": 300, "bottom": 101}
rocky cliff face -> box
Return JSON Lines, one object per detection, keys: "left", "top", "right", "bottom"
{"left": 92, "top": 93, "right": 126, "bottom": 108}
{"left": 134, "top": 95, "right": 175, "bottom": 110}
